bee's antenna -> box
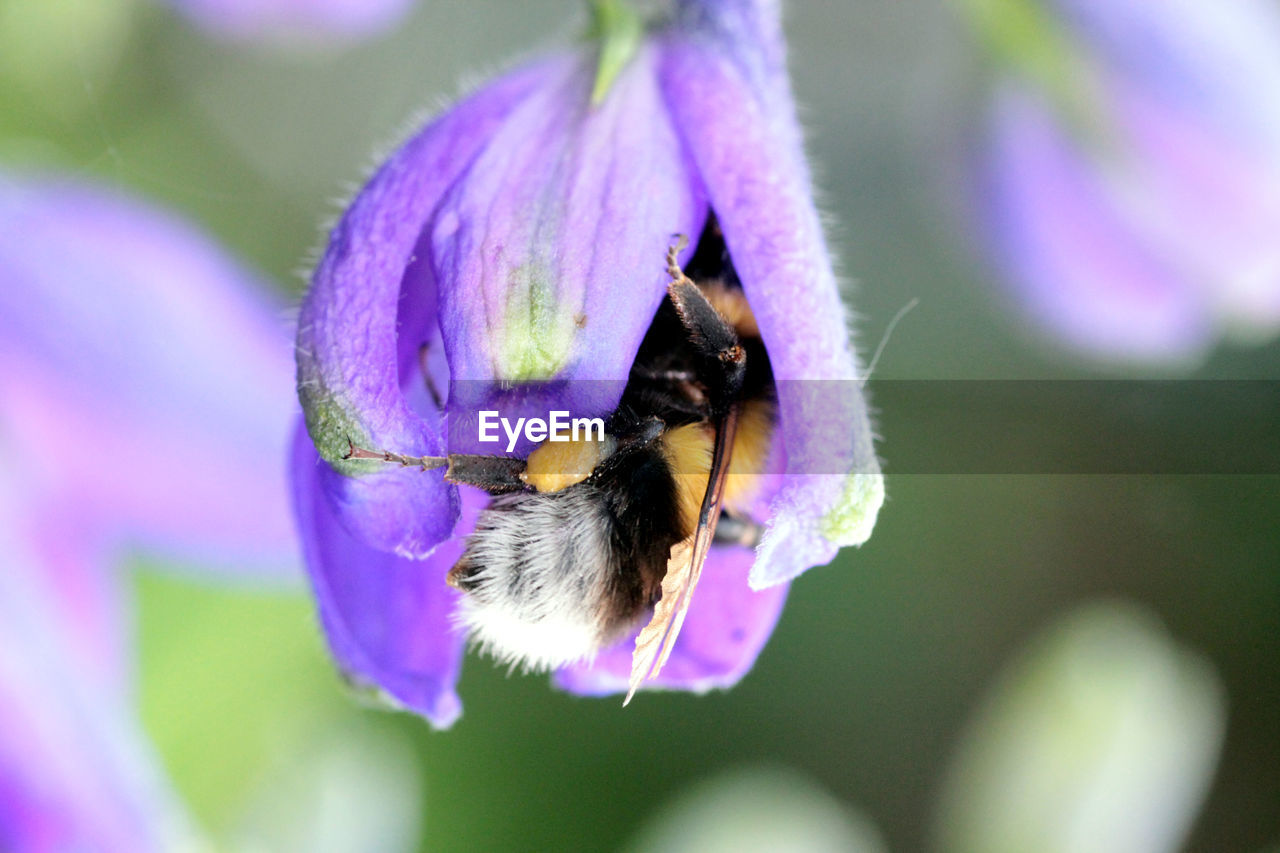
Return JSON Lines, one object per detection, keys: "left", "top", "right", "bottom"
{"left": 342, "top": 437, "right": 448, "bottom": 471}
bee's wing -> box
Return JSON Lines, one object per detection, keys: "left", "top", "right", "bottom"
{"left": 625, "top": 406, "right": 739, "bottom": 704}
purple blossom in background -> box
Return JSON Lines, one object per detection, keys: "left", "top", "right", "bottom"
{"left": 0, "top": 511, "right": 196, "bottom": 852}
{"left": 294, "top": 0, "right": 883, "bottom": 725}
{"left": 0, "top": 174, "right": 299, "bottom": 848}
{"left": 977, "top": 0, "right": 1280, "bottom": 364}
{"left": 169, "top": 0, "right": 415, "bottom": 42}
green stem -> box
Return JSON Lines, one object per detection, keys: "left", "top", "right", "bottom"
{"left": 587, "top": 0, "right": 644, "bottom": 105}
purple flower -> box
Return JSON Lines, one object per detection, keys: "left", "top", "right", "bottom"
{"left": 0, "top": 174, "right": 299, "bottom": 848}
{"left": 168, "top": 0, "right": 415, "bottom": 43}
{"left": 294, "top": 0, "right": 883, "bottom": 725}
{"left": 974, "top": 0, "right": 1280, "bottom": 364}
{"left": 0, "top": 518, "right": 198, "bottom": 852}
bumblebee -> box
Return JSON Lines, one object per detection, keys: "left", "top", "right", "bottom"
{"left": 348, "top": 221, "right": 776, "bottom": 697}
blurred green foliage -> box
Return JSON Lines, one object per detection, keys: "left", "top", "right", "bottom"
{"left": 135, "top": 571, "right": 337, "bottom": 830}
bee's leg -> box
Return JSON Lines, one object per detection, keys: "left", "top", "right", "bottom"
{"left": 628, "top": 366, "right": 698, "bottom": 383}
{"left": 446, "top": 556, "right": 483, "bottom": 591}
{"left": 443, "top": 454, "right": 529, "bottom": 494}
{"left": 344, "top": 440, "right": 447, "bottom": 470}
{"left": 445, "top": 562, "right": 474, "bottom": 591}
{"left": 712, "top": 513, "right": 764, "bottom": 549}
{"left": 343, "top": 439, "right": 528, "bottom": 495}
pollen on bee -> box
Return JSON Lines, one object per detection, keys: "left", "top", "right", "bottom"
{"left": 522, "top": 434, "right": 616, "bottom": 493}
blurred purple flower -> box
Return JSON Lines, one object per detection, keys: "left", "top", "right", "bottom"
{"left": 976, "top": 0, "right": 1280, "bottom": 364}
{"left": 168, "top": 0, "right": 415, "bottom": 43}
{"left": 0, "top": 506, "right": 199, "bottom": 852}
{"left": 294, "top": 0, "right": 883, "bottom": 725}
{"left": 0, "top": 174, "right": 299, "bottom": 848}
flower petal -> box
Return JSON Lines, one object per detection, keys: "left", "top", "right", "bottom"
{"left": 14, "top": 507, "right": 125, "bottom": 691}
{"left": 290, "top": 421, "right": 470, "bottom": 727}
{"left": 659, "top": 26, "right": 884, "bottom": 588}
{"left": 554, "top": 544, "right": 788, "bottom": 696}
{"left": 671, "top": 0, "right": 786, "bottom": 99}
{"left": 0, "top": 639, "right": 194, "bottom": 852}
{"left": 168, "top": 0, "right": 414, "bottom": 43}
{"left": 432, "top": 44, "right": 703, "bottom": 453}
{"left": 1110, "top": 83, "right": 1280, "bottom": 333}
{"left": 980, "top": 86, "right": 1213, "bottom": 361}
{"left": 0, "top": 174, "right": 299, "bottom": 575}
{"left": 297, "top": 59, "right": 560, "bottom": 556}
{"left": 0, "top": 493, "right": 198, "bottom": 852}
{"left": 1053, "top": 0, "right": 1280, "bottom": 150}
{"left": 976, "top": 0, "right": 1280, "bottom": 359}
{"left": 0, "top": 174, "right": 310, "bottom": 846}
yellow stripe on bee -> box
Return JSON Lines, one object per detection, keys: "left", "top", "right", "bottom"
{"left": 660, "top": 423, "right": 714, "bottom": 538}
{"left": 699, "top": 281, "right": 760, "bottom": 338}
{"left": 661, "top": 399, "right": 775, "bottom": 536}
{"left": 723, "top": 398, "right": 774, "bottom": 511}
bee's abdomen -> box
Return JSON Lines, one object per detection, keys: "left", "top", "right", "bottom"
{"left": 450, "top": 487, "right": 623, "bottom": 670}
{"left": 595, "top": 446, "right": 690, "bottom": 608}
